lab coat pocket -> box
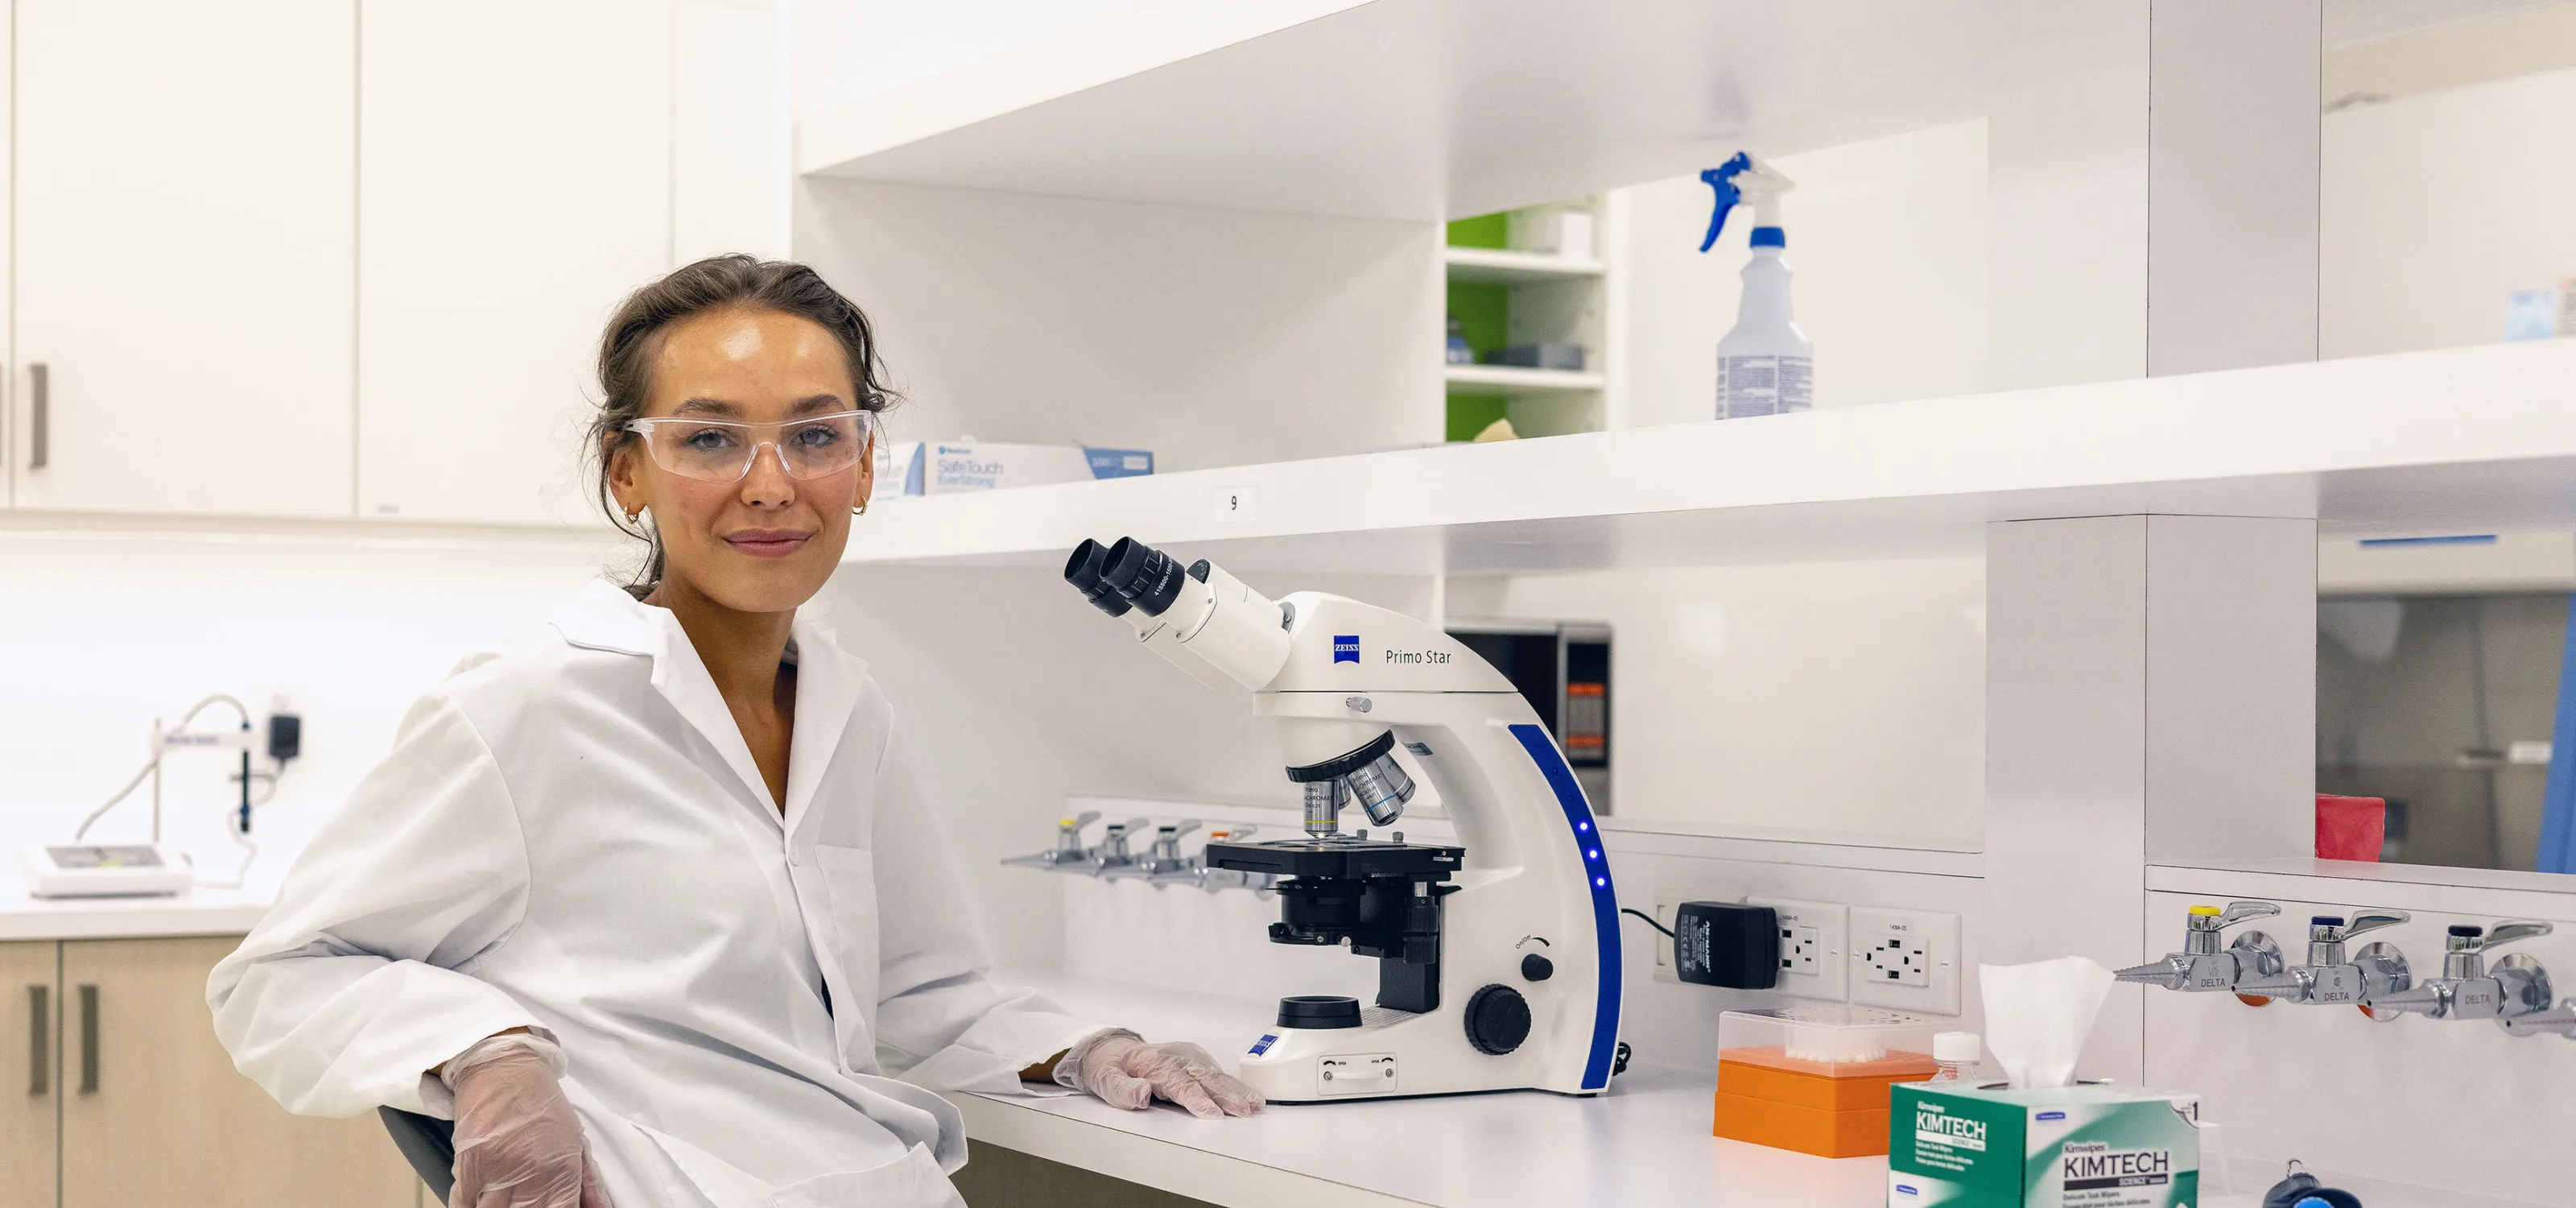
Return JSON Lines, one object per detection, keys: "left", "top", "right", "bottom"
{"left": 811, "top": 844, "right": 883, "bottom": 1011}
{"left": 764, "top": 1144, "right": 963, "bottom": 1208}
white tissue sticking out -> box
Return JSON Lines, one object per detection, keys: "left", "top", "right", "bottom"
{"left": 1979, "top": 957, "right": 2114, "bottom": 1089}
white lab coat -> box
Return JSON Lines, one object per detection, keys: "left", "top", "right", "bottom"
{"left": 208, "top": 580, "right": 1101, "bottom": 1208}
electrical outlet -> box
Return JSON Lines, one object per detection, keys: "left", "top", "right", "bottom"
{"left": 1752, "top": 898, "right": 1848, "bottom": 1002}
{"left": 1848, "top": 906, "right": 1962, "bottom": 1014}
{"left": 1648, "top": 888, "right": 1847, "bottom": 1000}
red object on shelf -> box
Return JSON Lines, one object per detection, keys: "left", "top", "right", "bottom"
{"left": 2316, "top": 794, "right": 2386, "bottom": 861}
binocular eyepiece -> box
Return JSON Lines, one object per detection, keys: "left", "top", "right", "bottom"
{"left": 1065, "top": 536, "right": 1195, "bottom": 618}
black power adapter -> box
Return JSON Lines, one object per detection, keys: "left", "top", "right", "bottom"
{"left": 1672, "top": 901, "right": 1781, "bottom": 990}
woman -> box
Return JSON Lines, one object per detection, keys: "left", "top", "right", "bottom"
{"left": 208, "top": 256, "right": 1261, "bottom": 1208}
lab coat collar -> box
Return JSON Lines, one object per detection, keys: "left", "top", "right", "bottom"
{"left": 551, "top": 580, "right": 867, "bottom": 829}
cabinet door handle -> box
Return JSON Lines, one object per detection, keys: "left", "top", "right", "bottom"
{"left": 76, "top": 983, "right": 97, "bottom": 1094}
{"left": 28, "top": 362, "right": 48, "bottom": 470}
{"left": 24, "top": 985, "right": 44, "bottom": 1097}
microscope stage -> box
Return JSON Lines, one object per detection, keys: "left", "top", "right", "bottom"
{"left": 1204, "top": 838, "right": 1463, "bottom": 879}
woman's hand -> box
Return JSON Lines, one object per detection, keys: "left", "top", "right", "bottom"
{"left": 444, "top": 1032, "right": 614, "bottom": 1208}
{"left": 1064, "top": 1031, "right": 1265, "bottom": 1119}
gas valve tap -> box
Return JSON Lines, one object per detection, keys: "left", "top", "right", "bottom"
{"left": 2115, "top": 901, "right": 2283, "bottom": 992}
{"left": 2233, "top": 910, "right": 2410, "bottom": 1006}
{"left": 2364, "top": 921, "right": 2552, "bottom": 1024}
{"left": 1000, "top": 811, "right": 1103, "bottom": 871}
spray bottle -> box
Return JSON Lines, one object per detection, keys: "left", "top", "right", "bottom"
{"left": 1700, "top": 153, "right": 1810, "bottom": 419}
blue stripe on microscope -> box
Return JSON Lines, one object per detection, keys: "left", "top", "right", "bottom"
{"left": 1508, "top": 722, "right": 1620, "bottom": 1091}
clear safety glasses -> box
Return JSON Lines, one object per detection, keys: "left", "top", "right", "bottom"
{"left": 625, "top": 409, "right": 879, "bottom": 483}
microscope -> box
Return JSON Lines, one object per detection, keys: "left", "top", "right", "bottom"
{"left": 1063, "top": 538, "right": 1623, "bottom": 1102}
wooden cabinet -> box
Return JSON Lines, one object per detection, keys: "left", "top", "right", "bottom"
{"left": 353, "top": 0, "right": 678, "bottom": 527}
{"left": 2, "top": 941, "right": 58, "bottom": 1208}
{"left": 4, "top": 936, "right": 415, "bottom": 1208}
{"left": 9, "top": 0, "right": 357, "bottom": 518}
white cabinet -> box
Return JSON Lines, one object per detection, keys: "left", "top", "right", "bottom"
{"left": 354, "top": 0, "right": 676, "bottom": 527}
{"left": 10, "top": 0, "right": 356, "bottom": 518}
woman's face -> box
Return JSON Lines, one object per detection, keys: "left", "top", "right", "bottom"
{"left": 607, "top": 307, "right": 873, "bottom": 614}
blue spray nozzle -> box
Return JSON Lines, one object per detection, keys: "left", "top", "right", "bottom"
{"left": 1698, "top": 152, "right": 1754, "bottom": 253}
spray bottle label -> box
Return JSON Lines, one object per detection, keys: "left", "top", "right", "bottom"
{"left": 1718, "top": 354, "right": 1813, "bottom": 419}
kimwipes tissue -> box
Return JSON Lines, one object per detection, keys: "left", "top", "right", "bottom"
{"left": 1887, "top": 957, "right": 2198, "bottom": 1206}
{"left": 1888, "top": 1083, "right": 2199, "bottom": 1207}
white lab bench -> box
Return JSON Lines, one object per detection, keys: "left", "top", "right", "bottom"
{"left": 960, "top": 977, "right": 1889, "bottom": 1208}
{"left": 0, "top": 876, "right": 2380, "bottom": 1208}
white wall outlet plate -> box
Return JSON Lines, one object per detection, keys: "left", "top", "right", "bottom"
{"left": 1751, "top": 896, "right": 1850, "bottom": 1003}
{"left": 1849, "top": 906, "right": 1963, "bottom": 1014}
{"left": 1646, "top": 887, "right": 1848, "bottom": 1001}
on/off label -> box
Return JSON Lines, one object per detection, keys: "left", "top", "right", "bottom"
{"left": 1318, "top": 1053, "right": 1396, "bottom": 1096}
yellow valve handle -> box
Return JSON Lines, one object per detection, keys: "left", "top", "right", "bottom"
{"left": 2188, "top": 905, "right": 2223, "bottom": 916}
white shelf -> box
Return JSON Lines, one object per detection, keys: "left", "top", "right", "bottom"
{"left": 1442, "top": 363, "right": 1604, "bottom": 393}
{"left": 840, "top": 340, "right": 2576, "bottom": 576}
{"left": 797, "top": 0, "right": 2021, "bottom": 220}
{"left": 1442, "top": 246, "right": 1606, "bottom": 283}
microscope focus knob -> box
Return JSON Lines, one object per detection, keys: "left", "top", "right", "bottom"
{"left": 1521, "top": 953, "right": 1555, "bottom": 983}
{"left": 1464, "top": 984, "right": 1531, "bottom": 1056}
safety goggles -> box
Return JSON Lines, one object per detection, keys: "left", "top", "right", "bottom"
{"left": 625, "top": 409, "right": 879, "bottom": 484}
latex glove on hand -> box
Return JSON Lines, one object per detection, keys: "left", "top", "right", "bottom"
{"left": 443, "top": 1032, "right": 613, "bottom": 1208}
{"left": 1059, "top": 1029, "right": 1265, "bottom": 1119}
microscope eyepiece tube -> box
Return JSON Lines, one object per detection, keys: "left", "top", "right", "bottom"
{"left": 1063, "top": 540, "right": 1133, "bottom": 617}
{"left": 1100, "top": 537, "right": 1190, "bottom": 616}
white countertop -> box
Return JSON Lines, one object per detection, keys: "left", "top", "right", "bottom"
{"left": 0, "top": 873, "right": 275, "bottom": 941}
{"left": 0, "top": 809, "right": 283, "bottom": 942}
{"left": 956, "top": 977, "right": 1891, "bottom": 1208}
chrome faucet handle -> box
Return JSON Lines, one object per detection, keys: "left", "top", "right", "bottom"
{"left": 2337, "top": 910, "right": 2408, "bottom": 941}
{"left": 1063, "top": 809, "right": 1104, "bottom": 834}
{"left": 2481, "top": 920, "right": 2553, "bottom": 951}
{"left": 2504, "top": 998, "right": 2576, "bottom": 1039}
{"left": 2209, "top": 901, "right": 2281, "bottom": 929}
{"left": 1159, "top": 819, "right": 1203, "bottom": 841}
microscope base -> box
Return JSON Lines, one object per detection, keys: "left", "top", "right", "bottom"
{"left": 1238, "top": 1009, "right": 1578, "bottom": 1103}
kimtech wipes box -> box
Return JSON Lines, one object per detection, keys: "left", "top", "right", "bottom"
{"left": 1888, "top": 1083, "right": 2198, "bottom": 1208}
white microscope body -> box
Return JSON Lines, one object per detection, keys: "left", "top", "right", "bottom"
{"left": 1064, "top": 539, "right": 1623, "bottom": 1102}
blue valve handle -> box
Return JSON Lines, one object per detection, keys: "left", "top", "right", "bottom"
{"left": 1698, "top": 151, "right": 1754, "bottom": 253}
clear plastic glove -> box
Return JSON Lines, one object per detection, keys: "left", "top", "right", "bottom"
{"left": 1061, "top": 1030, "right": 1265, "bottom": 1119}
{"left": 442, "top": 1032, "right": 614, "bottom": 1208}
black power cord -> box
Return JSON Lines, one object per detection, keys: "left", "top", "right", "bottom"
{"left": 1620, "top": 906, "right": 1674, "bottom": 938}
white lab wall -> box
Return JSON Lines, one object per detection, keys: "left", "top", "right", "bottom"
{"left": 790, "top": 0, "right": 1160, "bottom": 118}
{"left": 1447, "top": 558, "right": 1986, "bottom": 846}
{"left": 0, "top": 530, "right": 619, "bottom": 878}
{"left": 2322, "top": 64, "right": 2576, "bottom": 358}
{"left": 792, "top": 179, "right": 1443, "bottom": 470}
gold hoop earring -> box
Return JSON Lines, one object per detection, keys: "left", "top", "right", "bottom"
{"left": 852, "top": 498, "right": 869, "bottom": 516}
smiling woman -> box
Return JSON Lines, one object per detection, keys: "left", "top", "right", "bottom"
{"left": 589, "top": 254, "right": 898, "bottom": 606}
{"left": 204, "top": 255, "right": 1261, "bottom": 1208}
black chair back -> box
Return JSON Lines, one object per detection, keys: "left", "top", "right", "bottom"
{"left": 378, "top": 1107, "right": 456, "bottom": 1202}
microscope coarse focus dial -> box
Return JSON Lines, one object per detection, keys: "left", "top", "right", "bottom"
{"left": 1464, "top": 984, "right": 1533, "bottom": 1056}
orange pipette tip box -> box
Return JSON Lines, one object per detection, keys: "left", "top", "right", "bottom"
{"left": 1709, "top": 1007, "right": 1942, "bottom": 1159}
{"left": 1712, "top": 1048, "right": 1936, "bottom": 1158}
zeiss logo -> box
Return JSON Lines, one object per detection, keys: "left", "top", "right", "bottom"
{"left": 2037, "top": 1111, "right": 2066, "bottom": 1121}
{"left": 1893, "top": 1185, "right": 1919, "bottom": 1198}
{"left": 1332, "top": 635, "right": 1360, "bottom": 664}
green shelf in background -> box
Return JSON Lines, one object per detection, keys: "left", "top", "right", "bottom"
{"left": 1445, "top": 394, "right": 1509, "bottom": 442}
{"left": 1447, "top": 281, "right": 1508, "bottom": 360}
{"left": 1447, "top": 213, "right": 1509, "bottom": 250}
